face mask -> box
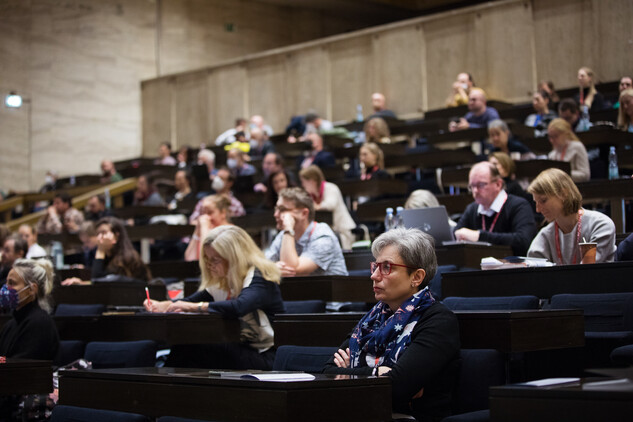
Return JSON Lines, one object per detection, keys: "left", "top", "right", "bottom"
{"left": 226, "top": 158, "right": 238, "bottom": 169}
{"left": 0, "top": 285, "right": 19, "bottom": 312}
{"left": 212, "top": 177, "right": 225, "bottom": 192}
{"left": 461, "top": 83, "right": 469, "bottom": 90}
{"left": 45, "top": 175, "right": 55, "bottom": 185}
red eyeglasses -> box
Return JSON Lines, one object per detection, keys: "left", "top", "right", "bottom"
{"left": 370, "top": 261, "right": 418, "bottom": 275}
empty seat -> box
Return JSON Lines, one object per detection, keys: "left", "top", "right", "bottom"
{"left": 272, "top": 345, "right": 338, "bottom": 372}
{"left": 283, "top": 300, "right": 326, "bottom": 314}
{"left": 54, "top": 340, "right": 86, "bottom": 367}
{"left": 84, "top": 340, "right": 157, "bottom": 369}
{"left": 610, "top": 344, "right": 633, "bottom": 365}
{"left": 51, "top": 405, "right": 150, "bottom": 422}
{"left": 443, "top": 296, "right": 539, "bottom": 311}
{"left": 54, "top": 303, "right": 106, "bottom": 316}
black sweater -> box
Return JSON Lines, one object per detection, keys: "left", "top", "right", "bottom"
{"left": 454, "top": 193, "right": 536, "bottom": 256}
{"left": 323, "top": 303, "right": 461, "bottom": 422}
{"left": 0, "top": 301, "right": 59, "bottom": 360}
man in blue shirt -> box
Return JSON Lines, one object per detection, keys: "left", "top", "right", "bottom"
{"left": 449, "top": 88, "right": 500, "bottom": 131}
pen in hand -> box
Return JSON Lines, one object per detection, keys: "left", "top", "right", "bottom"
{"left": 145, "top": 287, "right": 152, "bottom": 308}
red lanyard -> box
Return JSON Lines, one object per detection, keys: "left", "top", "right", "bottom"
{"left": 361, "top": 166, "right": 379, "bottom": 181}
{"left": 579, "top": 88, "right": 584, "bottom": 106}
{"left": 481, "top": 196, "right": 507, "bottom": 232}
{"left": 554, "top": 210, "right": 583, "bottom": 265}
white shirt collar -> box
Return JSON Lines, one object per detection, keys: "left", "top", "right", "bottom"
{"left": 477, "top": 190, "right": 507, "bottom": 217}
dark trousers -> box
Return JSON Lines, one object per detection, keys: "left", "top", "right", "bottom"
{"left": 166, "top": 343, "right": 275, "bottom": 370}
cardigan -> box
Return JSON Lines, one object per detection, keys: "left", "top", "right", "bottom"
{"left": 0, "top": 301, "right": 59, "bottom": 360}
{"left": 454, "top": 193, "right": 536, "bottom": 256}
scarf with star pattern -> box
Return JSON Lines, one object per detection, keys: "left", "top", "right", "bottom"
{"left": 349, "top": 287, "right": 435, "bottom": 369}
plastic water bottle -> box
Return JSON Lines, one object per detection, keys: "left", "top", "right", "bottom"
{"left": 384, "top": 207, "right": 394, "bottom": 231}
{"left": 356, "top": 104, "right": 364, "bottom": 122}
{"left": 104, "top": 188, "right": 111, "bottom": 209}
{"left": 578, "top": 105, "right": 592, "bottom": 132}
{"left": 395, "top": 206, "right": 404, "bottom": 229}
{"left": 51, "top": 241, "right": 64, "bottom": 270}
{"left": 609, "top": 146, "right": 619, "bottom": 180}
{"left": 69, "top": 175, "right": 76, "bottom": 186}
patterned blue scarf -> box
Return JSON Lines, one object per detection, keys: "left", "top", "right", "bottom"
{"left": 349, "top": 287, "right": 435, "bottom": 369}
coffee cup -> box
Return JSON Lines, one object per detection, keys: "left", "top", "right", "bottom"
{"left": 579, "top": 242, "right": 597, "bottom": 264}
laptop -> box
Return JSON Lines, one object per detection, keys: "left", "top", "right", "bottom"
{"left": 401, "top": 206, "right": 455, "bottom": 244}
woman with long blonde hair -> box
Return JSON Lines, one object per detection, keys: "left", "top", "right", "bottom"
{"left": 145, "top": 225, "right": 284, "bottom": 369}
{"left": 576, "top": 67, "right": 605, "bottom": 112}
{"left": 547, "top": 118, "right": 590, "bottom": 182}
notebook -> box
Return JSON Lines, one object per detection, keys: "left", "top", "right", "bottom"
{"left": 401, "top": 206, "right": 456, "bottom": 244}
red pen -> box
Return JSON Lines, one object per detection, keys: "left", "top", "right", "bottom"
{"left": 145, "top": 287, "right": 152, "bottom": 307}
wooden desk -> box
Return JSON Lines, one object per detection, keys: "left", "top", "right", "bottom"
{"left": 442, "top": 261, "right": 633, "bottom": 300}
{"left": 53, "top": 282, "right": 167, "bottom": 305}
{"left": 577, "top": 178, "right": 633, "bottom": 232}
{"left": 426, "top": 128, "right": 488, "bottom": 146}
{"left": 280, "top": 275, "right": 375, "bottom": 302}
{"left": 441, "top": 161, "right": 570, "bottom": 188}
{"left": 337, "top": 178, "right": 408, "bottom": 198}
{"left": 0, "top": 359, "right": 53, "bottom": 395}
{"left": 436, "top": 243, "right": 512, "bottom": 269}
{"left": 490, "top": 377, "right": 633, "bottom": 422}
{"left": 59, "top": 368, "right": 392, "bottom": 422}
{"left": 273, "top": 310, "right": 584, "bottom": 353}
{"left": 385, "top": 148, "right": 476, "bottom": 170}
{"left": 53, "top": 313, "right": 240, "bottom": 344}
{"left": 148, "top": 260, "right": 200, "bottom": 279}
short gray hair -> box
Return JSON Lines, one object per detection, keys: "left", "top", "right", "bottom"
{"left": 12, "top": 258, "right": 55, "bottom": 312}
{"left": 371, "top": 228, "right": 437, "bottom": 287}
{"left": 487, "top": 119, "right": 509, "bottom": 133}
{"left": 405, "top": 190, "right": 440, "bottom": 210}
{"left": 198, "top": 149, "right": 215, "bottom": 162}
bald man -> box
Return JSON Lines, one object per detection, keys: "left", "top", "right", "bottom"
{"left": 369, "top": 92, "right": 396, "bottom": 119}
{"left": 454, "top": 162, "right": 535, "bottom": 256}
{"left": 449, "top": 88, "right": 499, "bottom": 131}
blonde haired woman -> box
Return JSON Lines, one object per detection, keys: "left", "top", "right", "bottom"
{"left": 576, "top": 67, "right": 605, "bottom": 112}
{"left": 617, "top": 88, "right": 633, "bottom": 132}
{"left": 184, "top": 194, "right": 232, "bottom": 261}
{"left": 527, "top": 168, "right": 615, "bottom": 264}
{"left": 363, "top": 117, "right": 391, "bottom": 144}
{"left": 145, "top": 225, "right": 284, "bottom": 369}
{"left": 547, "top": 118, "right": 590, "bottom": 182}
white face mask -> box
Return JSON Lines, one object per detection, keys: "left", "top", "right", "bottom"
{"left": 226, "top": 158, "right": 238, "bottom": 169}
{"left": 45, "top": 175, "right": 55, "bottom": 185}
{"left": 212, "top": 177, "right": 225, "bottom": 192}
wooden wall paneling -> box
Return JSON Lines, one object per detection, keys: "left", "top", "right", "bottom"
{"left": 284, "top": 47, "right": 330, "bottom": 122}
{"left": 473, "top": 1, "right": 536, "bottom": 103}
{"left": 372, "top": 26, "right": 425, "bottom": 119}
{"left": 142, "top": 78, "right": 174, "bottom": 156}
{"left": 247, "top": 56, "right": 289, "bottom": 134}
{"left": 590, "top": 0, "right": 633, "bottom": 82}
{"left": 208, "top": 64, "right": 247, "bottom": 144}
{"left": 328, "top": 36, "right": 374, "bottom": 122}
{"left": 422, "top": 13, "right": 477, "bottom": 111}
{"left": 174, "top": 72, "right": 209, "bottom": 149}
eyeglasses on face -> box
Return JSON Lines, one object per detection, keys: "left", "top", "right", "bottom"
{"left": 274, "top": 206, "right": 297, "bottom": 214}
{"left": 467, "top": 181, "right": 493, "bottom": 192}
{"left": 370, "top": 261, "right": 418, "bottom": 276}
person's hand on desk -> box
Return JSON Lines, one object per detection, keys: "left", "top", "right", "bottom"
{"left": 454, "top": 228, "right": 480, "bottom": 242}
{"left": 164, "top": 300, "right": 206, "bottom": 313}
{"left": 61, "top": 277, "right": 91, "bottom": 286}
{"left": 143, "top": 299, "right": 172, "bottom": 313}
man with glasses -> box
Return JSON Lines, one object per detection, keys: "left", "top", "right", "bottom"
{"left": 454, "top": 162, "right": 536, "bottom": 256}
{"left": 265, "top": 187, "right": 348, "bottom": 277}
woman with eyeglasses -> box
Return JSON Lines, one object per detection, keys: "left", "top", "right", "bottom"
{"left": 323, "top": 228, "right": 460, "bottom": 422}
{"left": 144, "top": 225, "right": 285, "bottom": 369}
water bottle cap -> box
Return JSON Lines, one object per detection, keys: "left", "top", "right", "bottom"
{"left": 386, "top": 207, "right": 393, "bottom": 213}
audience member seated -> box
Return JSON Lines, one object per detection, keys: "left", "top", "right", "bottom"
{"left": 85, "top": 194, "right": 113, "bottom": 222}
{"left": 184, "top": 195, "right": 232, "bottom": 261}
{"left": 0, "top": 258, "right": 58, "bottom": 359}
{"left": 297, "top": 133, "right": 336, "bottom": 171}
{"left": 487, "top": 119, "right": 534, "bottom": 160}
{"left": 527, "top": 168, "right": 616, "bottom": 263}
{"left": 176, "top": 145, "right": 192, "bottom": 169}
{"left": 369, "top": 92, "right": 397, "bottom": 119}
{"left": 265, "top": 187, "right": 348, "bottom": 276}
{"left": 617, "top": 88, "right": 633, "bottom": 132}
{"left": 215, "top": 117, "right": 248, "bottom": 146}
{"left": 254, "top": 152, "right": 292, "bottom": 193}
{"left": 62, "top": 217, "right": 151, "bottom": 285}
{"left": 322, "top": 228, "right": 460, "bottom": 422}
{"left": 39, "top": 170, "right": 60, "bottom": 193}
{"left": 145, "top": 225, "right": 284, "bottom": 370}
{"left": 167, "top": 169, "right": 195, "bottom": 211}
{"left": 538, "top": 80, "right": 560, "bottom": 103}
{"left": 1, "top": 235, "right": 28, "bottom": 286}
{"left": 575, "top": 66, "right": 606, "bottom": 112}
{"left": 197, "top": 148, "right": 218, "bottom": 178}
{"left": 405, "top": 190, "right": 456, "bottom": 228}
{"left": 454, "top": 162, "right": 536, "bottom": 256}
{"left": 133, "top": 174, "right": 165, "bottom": 207}
{"left": 36, "top": 192, "right": 84, "bottom": 235}
{"left": 615, "top": 232, "right": 633, "bottom": 261}
{"left": 445, "top": 72, "right": 474, "bottom": 107}
{"left": 614, "top": 77, "right": 633, "bottom": 109}
{"left": 449, "top": 88, "right": 500, "bottom": 131}
{"left": 18, "top": 225, "right": 47, "bottom": 259}
{"left": 189, "top": 167, "right": 246, "bottom": 222}
{"left": 300, "top": 165, "right": 356, "bottom": 250}
{"left": 223, "top": 130, "right": 251, "bottom": 153}
{"left": 77, "top": 221, "right": 97, "bottom": 268}
{"left": 287, "top": 112, "right": 333, "bottom": 143}
{"left": 547, "top": 118, "right": 590, "bottom": 182}
{"left": 249, "top": 127, "right": 275, "bottom": 160}
{"left": 227, "top": 147, "right": 256, "bottom": 177}
{"left": 100, "top": 159, "right": 123, "bottom": 184}
{"left": 154, "top": 142, "right": 177, "bottom": 166}
{"left": 488, "top": 152, "right": 528, "bottom": 200}
{"left": 524, "top": 90, "right": 557, "bottom": 137}
{"left": 263, "top": 170, "right": 296, "bottom": 210}
{"left": 359, "top": 142, "right": 390, "bottom": 180}
{"left": 250, "top": 114, "right": 274, "bottom": 137}
{"left": 363, "top": 117, "right": 392, "bottom": 144}
{"left": 558, "top": 98, "right": 592, "bottom": 133}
